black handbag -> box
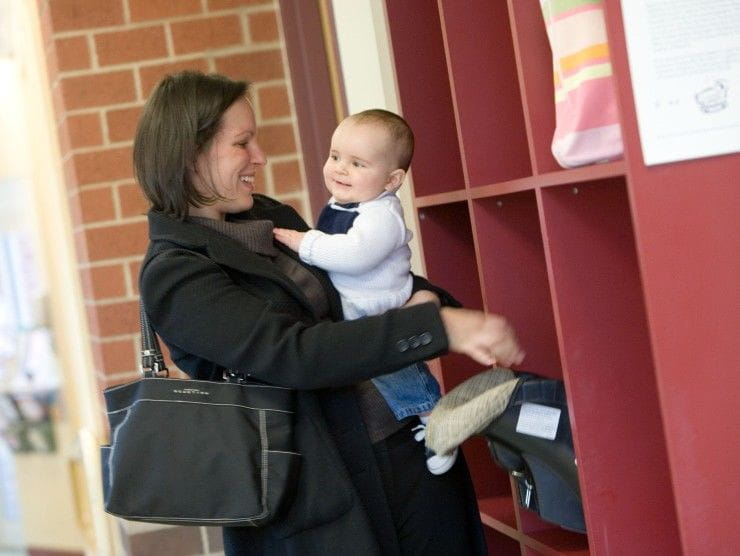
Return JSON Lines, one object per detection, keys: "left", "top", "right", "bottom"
{"left": 99, "top": 305, "right": 300, "bottom": 526}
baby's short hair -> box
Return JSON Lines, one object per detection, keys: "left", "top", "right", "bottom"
{"left": 348, "top": 109, "right": 415, "bottom": 171}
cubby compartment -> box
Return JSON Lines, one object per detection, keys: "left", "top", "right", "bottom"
{"left": 416, "top": 202, "right": 485, "bottom": 391}
{"left": 385, "top": 0, "right": 465, "bottom": 195}
{"left": 464, "top": 436, "right": 513, "bottom": 517}
{"left": 538, "top": 179, "right": 681, "bottom": 554}
{"left": 437, "top": 0, "right": 531, "bottom": 186}
{"left": 507, "top": 0, "right": 561, "bottom": 175}
{"left": 482, "top": 525, "right": 522, "bottom": 556}
{"left": 520, "top": 527, "right": 589, "bottom": 556}
{"left": 472, "top": 192, "right": 561, "bottom": 378}
{"left": 416, "top": 202, "right": 482, "bottom": 312}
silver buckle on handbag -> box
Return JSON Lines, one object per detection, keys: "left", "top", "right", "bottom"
{"left": 141, "top": 349, "right": 169, "bottom": 378}
{"left": 511, "top": 469, "right": 534, "bottom": 509}
{"left": 223, "top": 369, "right": 247, "bottom": 383}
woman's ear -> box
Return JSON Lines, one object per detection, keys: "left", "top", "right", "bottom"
{"left": 385, "top": 169, "right": 406, "bottom": 193}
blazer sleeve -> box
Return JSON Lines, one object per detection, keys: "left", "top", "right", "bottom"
{"left": 140, "top": 248, "right": 450, "bottom": 390}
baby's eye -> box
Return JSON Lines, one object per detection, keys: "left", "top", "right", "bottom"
{"left": 329, "top": 154, "right": 338, "bottom": 161}
{"left": 352, "top": 161, "right": 363, "bottom": 167}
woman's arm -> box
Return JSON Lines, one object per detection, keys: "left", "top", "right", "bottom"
{"left": 142, "top": 247, "right": 523, "bottom": 389}
{"left": 141, "top": 248, "right": 451, "bottom": 389}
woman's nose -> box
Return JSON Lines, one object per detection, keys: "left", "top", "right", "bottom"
{"left": 250, "top": 141, "right": 267, "bottom": 165}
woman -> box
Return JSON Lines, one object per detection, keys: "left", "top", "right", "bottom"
{"left": 134, "top": 70, "right": 524, "bottom": 555}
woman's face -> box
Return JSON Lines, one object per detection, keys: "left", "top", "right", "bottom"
{"left": 189, "top": 98, "right": 266, "bottom": 219}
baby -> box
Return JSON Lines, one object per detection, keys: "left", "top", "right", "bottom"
{"left": 274, "top": 109, "right": 457, "bottom": 474}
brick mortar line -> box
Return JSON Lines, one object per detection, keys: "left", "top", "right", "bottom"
{"left": 53, "top": 41, "right": 283, "bottom": 82}
{"left": 64, "top": 103, "right": 142, "bottom": 117}
{"left": 66, "top": 153, "right": 299, "bottom": 185}
{"left": 240, "top": 11, "right": 251, "bottom": 44}
{"left": 85, "top": 295, "right": 139, "bottom": 306}
{"left": 121, "top": 0, "right": 131, "bottom": 25}
{"left": 50, "top": 5, "right": 281, "bottom": 41}
{"left": 74, "top": 214, "right": 147, "bottom": 230}
{"left": 123, "top": 256, "right": 136, "bottom": 297}
{"left": 64, "top": 110, "right": 296, "bottom": 156}
{"left": 76, "top": 179, "right": 139, "bottom": 192}
{"left": 101, "top": 370, "right": 142, "bottom": 381}
{"left": 85, "top": 295, "right": 140, "bottom": 307}
{"left": 79, "top": 256, "right": 143, "bottom": 270}
{"left": 94, "top": 333, "right": 138, "bottom": 343}
{"left": 68, "top": 141, "right": 134, "bottom": 156}
{"left": 163, "top": 18, "right": 174, "bottom": 59}
{"left": 86, "top": 32, "right": 100, "bottom": 70}
{"left": 58, "top": 81, "right": 286, "bottom": 121}
{"left": 99, "top": 106, "right": 112, "bottom": 145}
{"left": 112, "top": 177, "right": 123, "bottom": 220}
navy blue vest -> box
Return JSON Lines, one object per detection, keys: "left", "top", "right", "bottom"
{"left": 316, "top": 203, "right": 360, "bottom": 234}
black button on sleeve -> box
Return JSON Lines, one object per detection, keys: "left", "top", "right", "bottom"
{"left": 396, "top": 339, "right": 409, "bottom": 352}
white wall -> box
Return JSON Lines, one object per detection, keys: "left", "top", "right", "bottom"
{"left": 329, "top": 0, "right": 426, "bottom": 275}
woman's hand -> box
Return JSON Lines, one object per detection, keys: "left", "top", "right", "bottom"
{"left": 273, "top": 228, "right": 305, "bottom": 252}
{"left": 440, "top": 307, "right": 525, "bottom": 368}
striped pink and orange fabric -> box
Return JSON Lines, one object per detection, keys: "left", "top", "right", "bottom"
{"left": 540, "top": 0, "right": 623, "bottom": 167}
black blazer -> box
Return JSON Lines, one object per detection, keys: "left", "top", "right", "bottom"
{"left": 139, "top": 195, "right": 454, "bottom": 554}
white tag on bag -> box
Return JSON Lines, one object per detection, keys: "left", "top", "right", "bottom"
{"left": 516, "top": 402, "right": 561, "bottom": 440}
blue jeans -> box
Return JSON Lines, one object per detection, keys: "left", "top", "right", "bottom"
{"left": 372, "top": 361, "right": 442, "bottom": 420}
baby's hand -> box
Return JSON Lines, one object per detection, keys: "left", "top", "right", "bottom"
{"left": 273, "top": 228, "right": 306, "bottom": 252}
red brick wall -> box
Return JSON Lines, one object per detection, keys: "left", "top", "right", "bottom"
{"left": 37, "top": 0, "right": 308, "bottom": 390}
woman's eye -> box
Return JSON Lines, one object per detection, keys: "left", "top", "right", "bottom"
{"left": 330, "top": 154, "right": 338, "bottom": 161}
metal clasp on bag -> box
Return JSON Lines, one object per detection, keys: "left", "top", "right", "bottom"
{"left": 223, "top": 369, "right": 247, "bottom": 383}
{"left": 511, "top": 470, "right": 534, "bottom": 509}
{"left": 141, "top": 349, "right": 169, "bottom": 378}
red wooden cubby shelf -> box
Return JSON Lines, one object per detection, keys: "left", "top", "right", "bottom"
{"left": 385, "top": 0, "right": 740, "bottom": 554}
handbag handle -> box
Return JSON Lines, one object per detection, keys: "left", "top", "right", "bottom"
{"left": 139, "top": 303, "right": 244, "bottom": 383}
{"left": 140, "top": 304, "right": 169, "bottom": 377}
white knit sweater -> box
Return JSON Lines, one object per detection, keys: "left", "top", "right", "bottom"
{"left": 299, "top": 192, "right": 413, "bottom": 320}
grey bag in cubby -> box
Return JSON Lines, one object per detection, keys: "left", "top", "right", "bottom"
{"left": 426, "top": 368, "right": 585, "bottom": 534}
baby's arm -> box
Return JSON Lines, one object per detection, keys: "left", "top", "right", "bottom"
{"left": 275, "top": 206, "right": 407, "bottom": 275}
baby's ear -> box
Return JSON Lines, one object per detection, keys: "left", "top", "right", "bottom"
{"left": 385, "top": 169, "right": 406, "bottom": 193}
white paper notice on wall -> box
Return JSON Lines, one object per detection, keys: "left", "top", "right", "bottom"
{"left": 620, "top": 0, "right": 740, "bottom": 166}
{"left": 516, "top": 403, "right": 561, "bottom": 440}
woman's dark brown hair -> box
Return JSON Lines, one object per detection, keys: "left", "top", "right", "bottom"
{"left": 133, "top": 71, "right": 249, "bottom": 219}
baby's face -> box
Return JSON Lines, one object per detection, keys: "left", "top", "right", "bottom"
{"left": 323, "top": 120, "right": 402, "bottom": 205}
